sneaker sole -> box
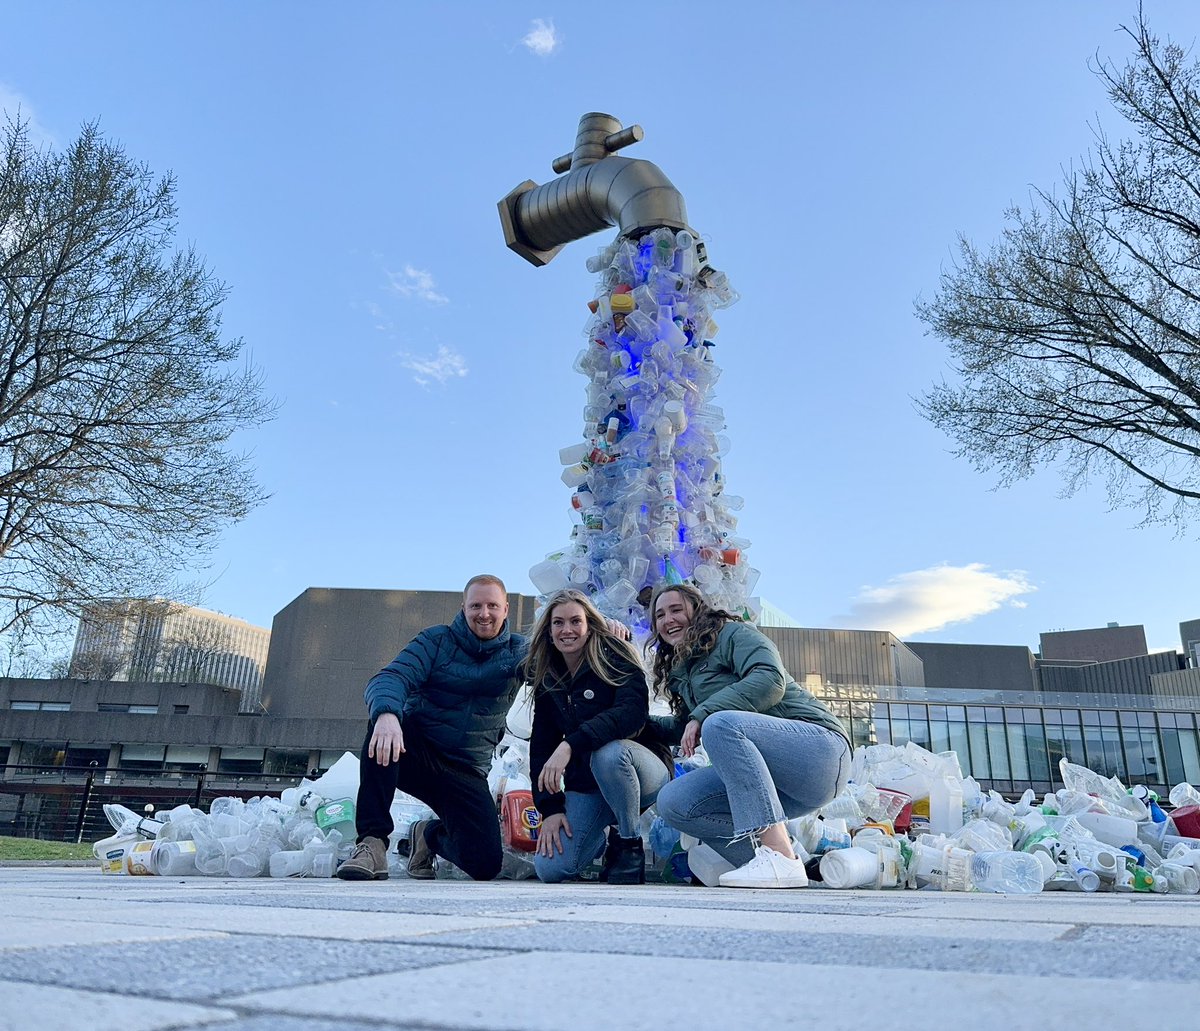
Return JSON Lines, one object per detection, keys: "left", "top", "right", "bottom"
{"left": 718, "top": 877, "right": 808, "bottom": 888}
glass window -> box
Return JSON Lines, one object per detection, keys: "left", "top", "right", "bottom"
{"left": 1117, "top": 710, "right": 1137, "bottom": 727}
{"left": 265, "top": 749, "right": 309, "bottom": 777}
{"left": 1101, "top": 725, "right": 1127, "bottom": 780}
{"left": 64, "top": 747, "right": 108, "bottom": 769}
{"left": 1161, "top": 728, "right": 1187, "bottom": 786}
{"left": 173, "top": 704, "right": 189, "bottom": 715}
{"left": 1083, "top": 710, "right": 1102, "bottom": 726}
{"left": 1007, "top": 723, "right": 1031, "bottom": 781}
{"left": 19, "top": 742, "right": 67, "bottom": 766}
{"left": 97, "top": 703, "right": 130, "bottom": 713}
{"left": 217, "top": 746, "right": 264, "bottom": 775}
{"left": 851, "top": 716, "right": 875, "bottom": 749}
{"left": 1025, "top": 720, "right": 1051, "bottom": 782}
{"left": 1099, "top": 710, "right": 1118, "bottom": 727}
{"left": 1043, "top": 708, "right": 1063, "bottom": 724}
{"left": 930, "top": 713, "right": 951, "bottom": 754}
{"left": 1023, "top": 708, "right": 1043, "bottom": 723}
{"left": 1084, "top": 724, "right": 1107, "bottom": 775}
{"left": 1137, "top": 712, "right": 1157, "bottom": 728}
{"left": 1061, "top": 720, "right": 1087, "bottom": 777}
{"left": 985, "top": 707, "right": 1003, "bottom": 722}
{"left": 967, "top": 720, "right": 991, "bottom": 779}
{"left": 165, "top": 746, "right": 209, "bottom": 771}
{"left": 1123, "top": 726, "right": 1163, "bottom": 786}
{"left": 1179, "top": 728, "right": 1200, "bottom": 784}
{"left": 128, "top": 705, "right": 158, "bottom": 715}
{"left": 986, "top": 722, "right": 1011, "bottom": 779}
{"left": 10, "top": 701, "right": 39, "bottom": 710}
{"left": 948, "top": 718, "right": 970, "bottom": 778}
{"left": 929, "top": 705, "right": 948, "bottom": 721}
{"left": 947, "top": 706, "right": 966, "bottom": 722}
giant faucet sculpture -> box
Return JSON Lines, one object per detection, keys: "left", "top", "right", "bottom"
{"left": 500, "top": 113, "right": 758, "bottom": 632}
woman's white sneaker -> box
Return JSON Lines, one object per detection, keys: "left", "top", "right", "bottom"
{"left": 718, "top": 845, "right": 809, "bottom": 888}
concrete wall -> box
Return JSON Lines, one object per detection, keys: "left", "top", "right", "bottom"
{"left": 259, "top": 587, "right": 537, "bottom": 720}
{"left": 0, "top": 677, "right": 362, "bottom": 752}
{"left": 763, "top": 627, "right": 925, "bottom": 688}
{"left": 905, "top": 642, "right": 1037, "bottom": 693}
{"left": 1038, "top": 651, "right": 1183, "bottom": 695}
{"left": 1040, "top": 625, "right": 1148, "bottom": 662}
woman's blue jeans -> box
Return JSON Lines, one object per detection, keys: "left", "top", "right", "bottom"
{"left": 655, "top": 711, "right": 851, "bottom": 866}
{"left": 534, "top": 739, "right": 669, "bottom": 884}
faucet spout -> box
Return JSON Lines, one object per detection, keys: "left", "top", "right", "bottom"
{"left": 498, "top": 113, "right": 689, "bottom": 267}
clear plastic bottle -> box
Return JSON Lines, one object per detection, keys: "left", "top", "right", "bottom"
{"left": 969, "top": 851, "right": 1044, "bottom": 893}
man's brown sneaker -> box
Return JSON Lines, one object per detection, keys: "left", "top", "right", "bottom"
{"left": 335, "top": 836, "right": 389, "bottom": 880}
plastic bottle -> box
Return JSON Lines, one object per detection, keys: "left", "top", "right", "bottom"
{"left": 1169, "top": 783, "right": 1200, "bottom": 808}
{"left": 929, "top": 776, "right": 964, "bottom": 836}
{"left": 648, "top": 817, "right": 680, "bottom": 857}
{"left": 969, "top": 851, "right": 1044, "bottom": 894}
{"left": 1159, "top": 862, "right": 1200, "bottom": 894}
{"left": 686, "top": 843, "right": 734, "bottom": 887}
{"left": 315, "top": 798, "right": 357, "bottom": 842}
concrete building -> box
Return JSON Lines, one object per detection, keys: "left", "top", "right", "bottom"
{"left": 69, "top": 599, "right": 271, "bottom": 709}
{"left": 1039, "top": 623, "right": 1149, "bottom": 663}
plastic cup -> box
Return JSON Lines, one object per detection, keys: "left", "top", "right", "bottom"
{"left": 151, "top": 840, "right": 198, "bottom": 876}
{"left": 529, "top": 559, "right": 570, "bottom": 595}
{"left": 819, "top": 846, "right": 878, "bottom": 889}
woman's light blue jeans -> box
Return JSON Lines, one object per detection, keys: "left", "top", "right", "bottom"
{"left": 655, "top": 711, "right": 851, "bottom": 866}
{"left": 534, "top": 739, "right": 670, "bottom": 884}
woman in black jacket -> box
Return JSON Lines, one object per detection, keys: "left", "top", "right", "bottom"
{"left": 526, "top": 589, "right": 672, "bottom": 884}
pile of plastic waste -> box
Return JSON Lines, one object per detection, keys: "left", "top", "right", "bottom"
{"left": 772, "top": 744, "right": 1200, "bottom": 892}
{"left": 91, "top": 743, "right": 540, "bottom": 880}
{"left": 528, "top": 231, "right": 760, "bottom": 631}
{"left": 645, "top": 742, "right": 1200, "bottom": 895}
{"left": 91, "top": 752, "right": 434, "bottom": 878}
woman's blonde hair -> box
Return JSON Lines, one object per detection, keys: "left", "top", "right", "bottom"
{"left": 646, "top": 583, "right": 743, "bottom": 714}
{"left": 524, "top": 589, "right": 643, "bottom": 695}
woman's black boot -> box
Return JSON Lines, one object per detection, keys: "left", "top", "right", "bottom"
{"left": 598, "top": 826, "right": 621, "bottom": 882}
{"left": 605, "top": 834, "right": 646, "bottom": 885}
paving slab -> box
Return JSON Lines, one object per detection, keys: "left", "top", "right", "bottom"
{"left": 3, "top": 867, "right": 1199, "bottom": 1030}
{"left": 0, "top": 980, "right": 236, "bottom": 1031}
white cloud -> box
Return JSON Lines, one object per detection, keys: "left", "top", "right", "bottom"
{"left": 521, "top": 19, "right": 560, "bottom": 56}
{"left": 397, "top": 345, "right": 468, "bottom": 387}
{"left": 834, "top": 563, "right": 1035, "bottom": 638}
{"left": 386, "top": 264, "right": 448, "bottom": 305}
{"left": 0, "top": 83, "right": 55, "bottom": 149}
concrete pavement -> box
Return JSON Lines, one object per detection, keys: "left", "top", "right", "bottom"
{"left": 2, "top": 865, "right": 1197, "bottom": 1030}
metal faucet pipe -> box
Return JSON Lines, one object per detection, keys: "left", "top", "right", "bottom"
{"left": 498, "top": 112, "right": 690, "bottom": 267}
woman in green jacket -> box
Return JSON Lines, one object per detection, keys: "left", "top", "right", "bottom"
{"left": 648, "top": 584, "right": 851, "bottom": 889}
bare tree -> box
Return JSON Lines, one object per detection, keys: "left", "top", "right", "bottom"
{"left": 66, "top": 647, "right": 125, "bottom": 681}
{"left": 0, "top": 120, "right": 273, "bottom": 632}
{"left": 916, "top": 10, "right": 1200, "bottom": 528}
{"left": 160, "top": 614, "right": 235, "bottom": 684}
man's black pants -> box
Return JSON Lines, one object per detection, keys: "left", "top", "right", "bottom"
{"left": 354, "top": 720, "right": 502, "bottom": 881}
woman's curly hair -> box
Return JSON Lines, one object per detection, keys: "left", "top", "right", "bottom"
{"left": 645, "top": 583, "right": 743, "bottom": 717}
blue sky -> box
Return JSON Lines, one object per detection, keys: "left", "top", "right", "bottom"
{"left": 5, "top": 1, "right": 1199, "bottom": 654}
